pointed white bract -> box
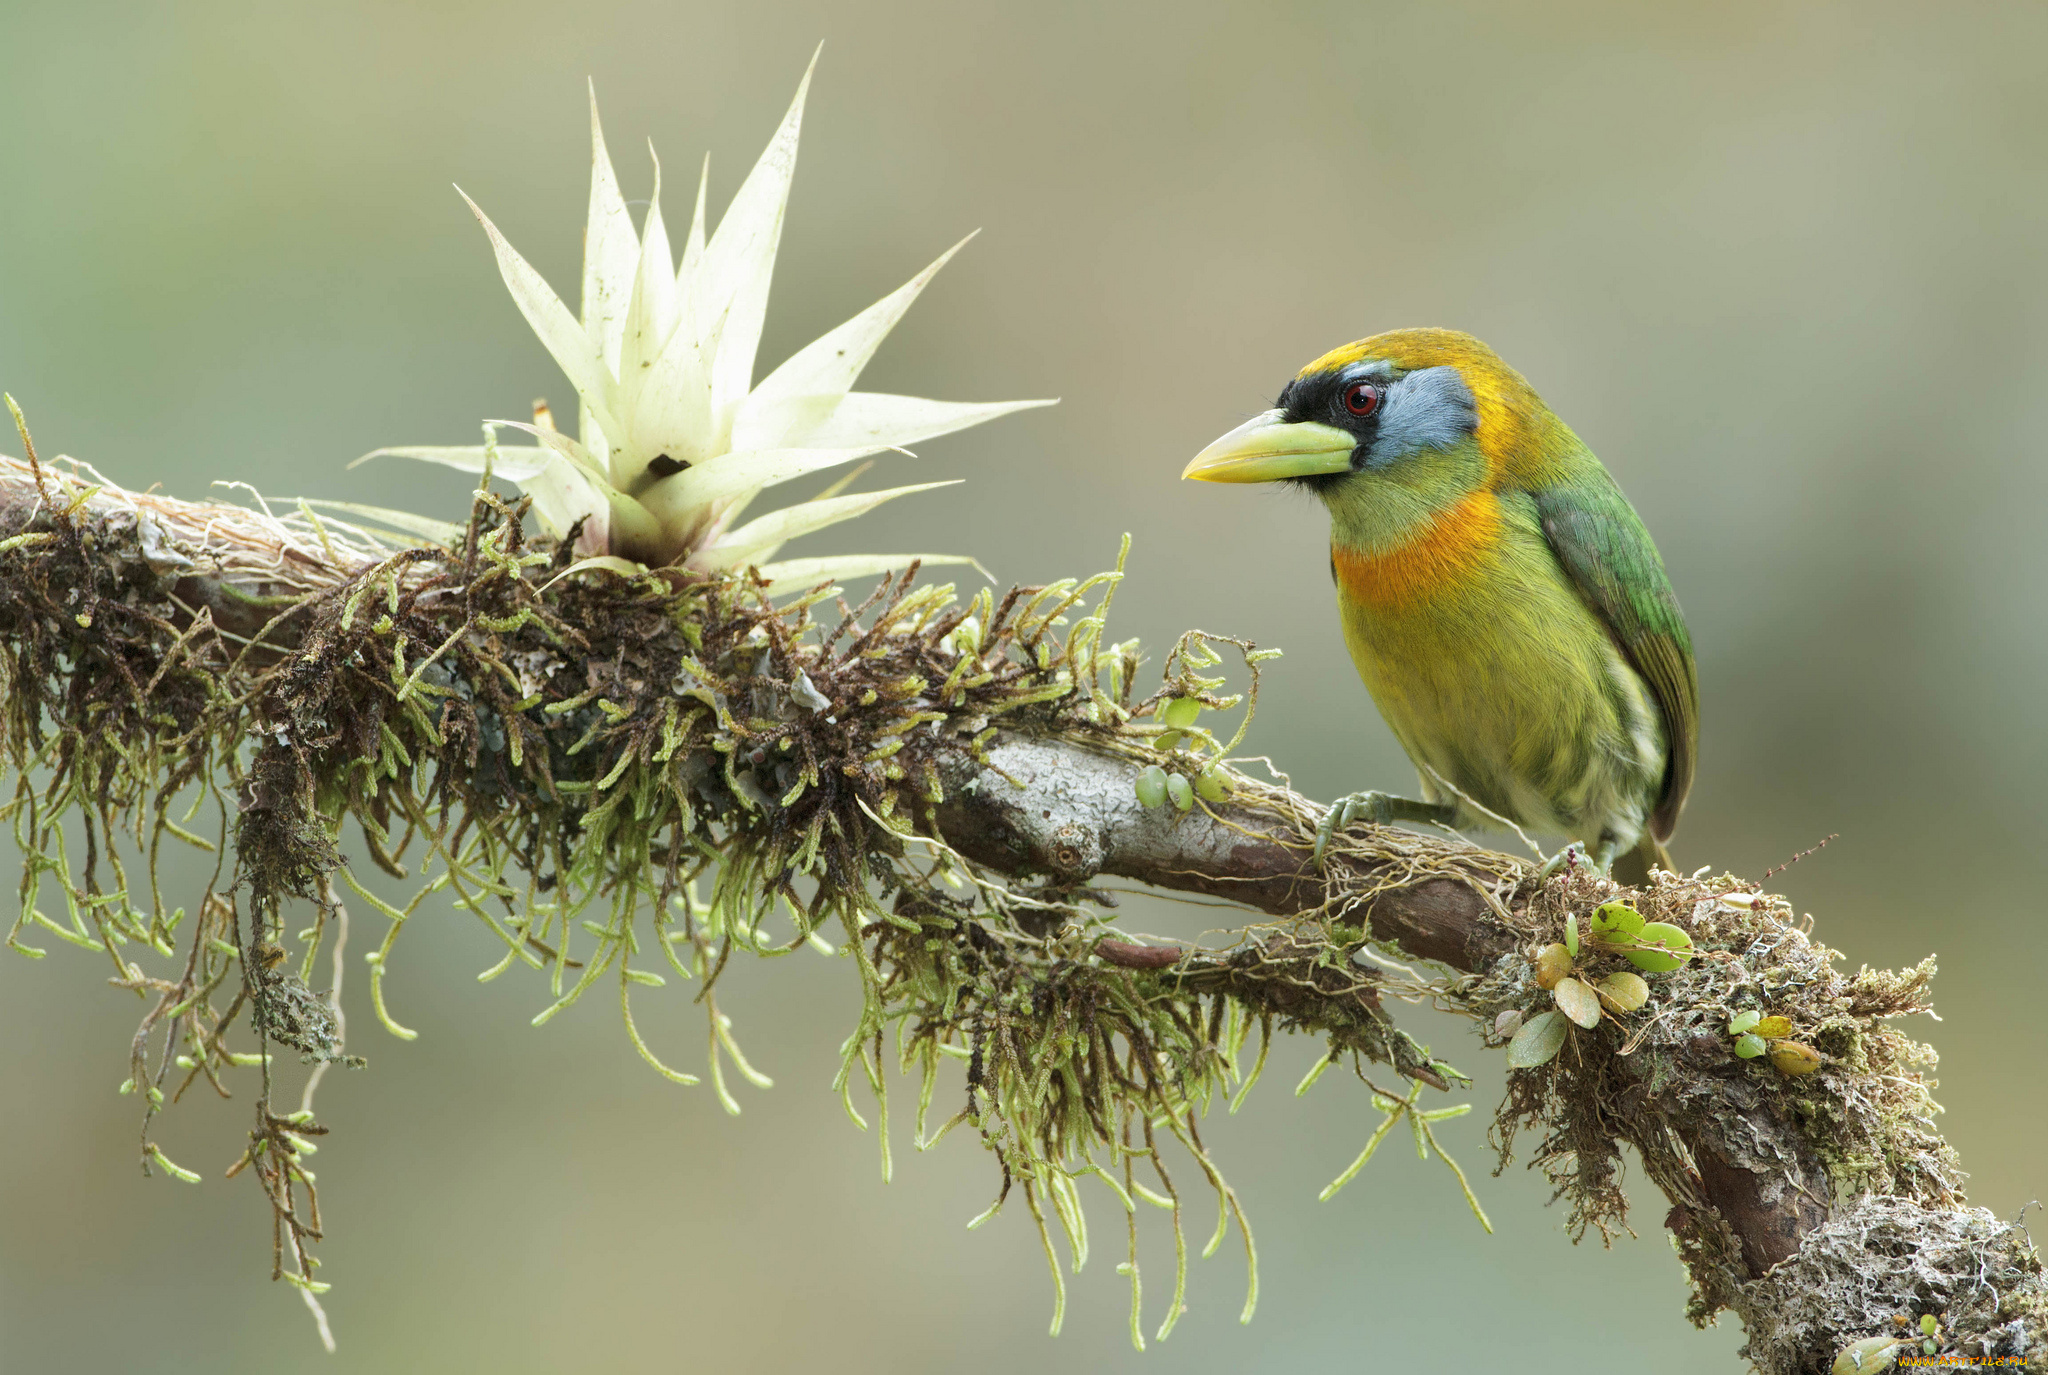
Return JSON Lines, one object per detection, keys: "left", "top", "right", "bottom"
{"left": 370, "top": 56, "right": 1053, "bottom": 581}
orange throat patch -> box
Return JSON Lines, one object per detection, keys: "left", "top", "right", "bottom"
{"left": 1331, "top": 489, "right": 1503, "bottom": 612}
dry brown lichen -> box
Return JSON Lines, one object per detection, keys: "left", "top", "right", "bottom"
{"left": 1742, "top": 1195, "right": 2046, "bottom": 1370}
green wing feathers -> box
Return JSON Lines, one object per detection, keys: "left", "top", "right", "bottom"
{"left": 1534, "top": 481, "right": 1698, "bottom": 843}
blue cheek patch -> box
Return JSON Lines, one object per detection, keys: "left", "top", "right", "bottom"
{"left": 1361, "top": 366, "right": 1478, "bottom": 468}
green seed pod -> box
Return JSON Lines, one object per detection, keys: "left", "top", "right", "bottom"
{"left": 1734, "top": 1033, "right": 1767, "bottom": 1059}
{"left": 1770, "top": 1040, "right": 1824, "bottom": 1076}
{"left": 1134, "top": 765, "right": 1168, "bottom": 809}
{"left": 1161, "top": 697, "right": 1201, "bottom": 728}
{"left": 1166, "top": 772, "right": 1194, "bottom": 811}
{"left": 1195, "top": 767, "right": 1229, "bottom": 803}
{"left": 1533, "top": 943, "right": 1573, "bottom": 990}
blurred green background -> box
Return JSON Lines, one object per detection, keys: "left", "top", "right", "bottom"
{"left": 3, "top": 1, "right": 2044, "bottom": 1371}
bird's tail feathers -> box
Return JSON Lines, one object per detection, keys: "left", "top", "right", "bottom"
{"left": 1611, "top": 833, "right": 1673, "bottom": 888}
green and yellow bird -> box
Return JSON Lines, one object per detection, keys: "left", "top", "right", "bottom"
{"left": 1183, "top": 329, "right": 1696, "bottom": 883}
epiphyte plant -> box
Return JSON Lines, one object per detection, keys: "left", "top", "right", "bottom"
{"left": 358, "top": 50, "right": 1052, "bottom": 580}
{"left": 1507, "top": 901, "right": 1694, "bottom": 1068}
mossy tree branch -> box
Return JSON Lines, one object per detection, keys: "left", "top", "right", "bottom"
{"left": 1, "top": 452, "right": 2041, "bottom": 1373}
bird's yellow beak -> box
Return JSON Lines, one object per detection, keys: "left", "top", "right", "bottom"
{"left": 1180, "top": 409, "right": 1357, "bottom": 483}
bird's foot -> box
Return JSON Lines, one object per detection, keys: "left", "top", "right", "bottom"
{"left": 1313, "top": 791, "right": 1457, "bottom": 867}
{"left": 1314, "top": 791, "right": 1394, "bottom": 866}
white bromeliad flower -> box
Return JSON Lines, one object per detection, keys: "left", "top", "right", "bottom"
{"left": 360, "top": 56, "right": 1051, "bottom": 583}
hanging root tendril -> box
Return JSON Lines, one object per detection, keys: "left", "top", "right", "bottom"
{"left": 0, "top": 451, "right": 1470, "bottom": 1344}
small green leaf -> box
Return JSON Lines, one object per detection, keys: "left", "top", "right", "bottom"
{"left": 1922, "top": 1340, "right": 1937, "bottom": 1356}
{"left": 1161, "top": 697, "right": 1201, "bottom": 728}
{"left": 1919, "top": 1315, "right": 1938, "bottom": 1337}
{"left": 1734, "top": 1033, "right": 1767, "bottom": 1058}
{"left": 1533, "top": 943, "right": 1572, "bottom": 990}
{"left": 1194, "top": 767, "right": 1228, "bottom": 803}
{"left": 1623, "top": 921, "right": 1694, "bottom": 973}
{"left": 1564, "top": 913, "right": 1579, "bottom": 957}
{"left": 1506, "top": 1010, "right": 1567, "bottom": 1068}
{"left": 1589, "top": 901, "right": 1644, "bottom": 943}
{"left": 1595, "top": 971, "right": 1650, "bottom": 1013}
{"left": 1492, "top": 1009, "right": 1523, "bottom": 1042}
{"left": 1832, "top": 1336, "right": 1900, "bottom": 1374}
{"left": 1754, "top": 1015, "right": 1793, "bottom": 1039}
{"left": 1165, "top": 772, "right": 1194, "bottom": 812}
{"left": 1553, "top": 977, "right": 1603, "bottom": 1029}
{"left": 1770, "top": 1040, "right": 1824, "bottom": 1076}
{"left": 1729, "top": 1010, "right": 1761, "bottom": 1035}
{"left": 1154, "top": 729, "right": 1183, "bottom": 752}
{"left": 1134, "top": 765, "right": 1168, "bottom": 809}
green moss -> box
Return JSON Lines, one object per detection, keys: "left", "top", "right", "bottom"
{"left": 1478, "top": 864, "right": 1961, "bottom": 1324}
{"left": 1, "top": 471, "right": 1495, "bottom": 1349}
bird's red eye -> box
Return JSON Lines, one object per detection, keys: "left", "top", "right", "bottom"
{"left": 1342, "top": 382, "right": 1380, "bottom": 417}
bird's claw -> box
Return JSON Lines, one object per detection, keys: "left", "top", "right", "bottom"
{"left": 1313, "top": 790, "right": 1397, "bottom": 867}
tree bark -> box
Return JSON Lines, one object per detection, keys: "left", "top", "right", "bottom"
{"left": 3, "top": 456, "right": 2041, "bottom": 1374}
{"left": 935, "top": 735, "right": 1834, "bottom": 1272}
